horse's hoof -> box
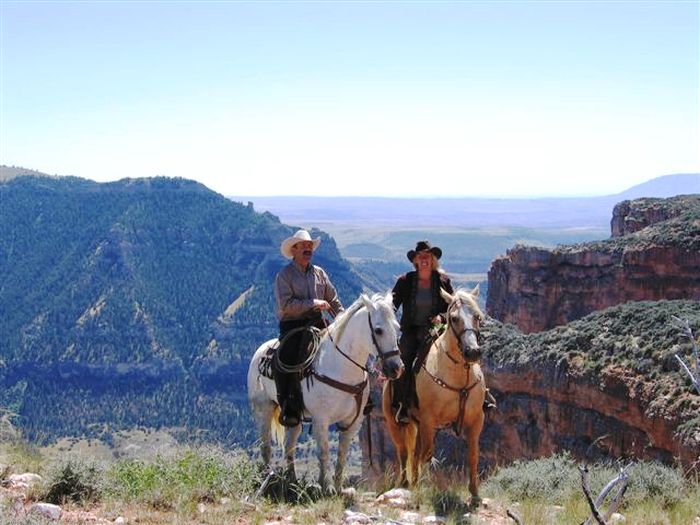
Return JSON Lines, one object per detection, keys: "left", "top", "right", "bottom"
{"left": 469, "top": 495, "right": 482, "bottom": 509}
{"left": 283, "top": 467, "right": 298, "bottom": 485}
{"left": 302, "top": 483, "right": 324, "bottom": 500}
{"left": 340, "top": 487, "right": 357, "bottom": 503}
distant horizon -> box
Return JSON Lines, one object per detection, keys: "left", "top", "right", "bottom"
{"left": 2, "top": 165, "right": 699, "bottom": 200}
{"left": 2, "top": 2, "right": 698, "bottom": 198}
{"left": 231, "top": 171, "right": 700, "bottom": 199}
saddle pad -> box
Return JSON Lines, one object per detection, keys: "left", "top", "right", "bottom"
{"left": 258, "top": 342, "right": 279, "bottom": 379}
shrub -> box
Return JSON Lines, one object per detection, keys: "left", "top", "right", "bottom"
{"left": 484, "top": 453, "right": 580, "bottom": 503}
{"left": 106, "top": 445, "right": 259, "bottom": 511}
{"left": 624, "top": 462, "right": 686, "bottom": 507}
{"left": 42, "top": 458, "right": 104, "bottom": 505}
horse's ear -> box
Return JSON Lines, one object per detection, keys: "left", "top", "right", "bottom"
{"left": 384, "top": 290, "right": 393, "bottom": 307}
{"left": 360, "top": 293, "right": 373, "bottom": 310}
{"left": 470, "top": 283, "right": 480, "bottom": 298}
{"left": 440, "top": 288, "right": 454, "bottom": 303}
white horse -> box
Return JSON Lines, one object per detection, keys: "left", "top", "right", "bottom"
{"left": 247, "top": 292, "right": 404, "bottom": 492}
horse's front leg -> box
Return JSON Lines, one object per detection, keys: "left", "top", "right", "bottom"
{"left": 283, "top": 424, "right": 302, "bottom": 484}
{"left": 465, "top": 414, "right": 485, "bottom": 506}
{"left": 333, "top": 423, "right": 360, "bottom": 492}
{"left": 311, "top": 420, "right": 332, "bottom": 493}
{"left": 413, "top": 419, "right": 435, "bottom": 485}
{"left": 404, "top": 421, "right": 420, "bottom": 486}
{"left": 397, "top": 446, "right": 409, "bottom": 488}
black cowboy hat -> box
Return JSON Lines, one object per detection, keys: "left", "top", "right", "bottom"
{"left": 407, "top": 240, "right": 442, "bottom": 262}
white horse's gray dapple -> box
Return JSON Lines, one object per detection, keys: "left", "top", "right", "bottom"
{"left": 247, "top": 292, "right": 404, "bottom": 492}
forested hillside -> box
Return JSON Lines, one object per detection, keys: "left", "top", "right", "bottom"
{"left": 0, "top": 175, "right": 364, "bottom": 444}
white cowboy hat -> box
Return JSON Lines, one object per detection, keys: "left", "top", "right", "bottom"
{"left": 280, "top": 229, "right": 321, "bottom": 259}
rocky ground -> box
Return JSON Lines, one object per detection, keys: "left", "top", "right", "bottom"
{"left": 1, "top": 470, "right": 518, "bottom": 524}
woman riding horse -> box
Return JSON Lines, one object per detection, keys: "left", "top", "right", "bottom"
{"left": 390, "top": 241, "right": 454, "bottom": 424}
{"left": 382, "top": 286, "right": 487, "bottom": 506}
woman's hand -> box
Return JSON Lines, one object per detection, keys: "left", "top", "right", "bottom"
{"left": 430, "top": 314, "right": 445, "bottom": 325}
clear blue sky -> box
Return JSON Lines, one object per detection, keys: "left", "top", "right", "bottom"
{"left": 1, "top": 0, "right": 698, "bottom": 197}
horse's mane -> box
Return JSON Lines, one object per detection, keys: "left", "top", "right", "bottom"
{"left": 453, "top": 288, "right": 484, "bottom": 318}
{"left": 331, "top": 293, "right": 393, "bottom": 342}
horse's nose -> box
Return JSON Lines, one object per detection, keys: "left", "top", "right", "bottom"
{"left": 384, "top": 360, "right": 404, "bottom": 379}
{"left": 464, "top": 345, "right": 481, "bottom": 361}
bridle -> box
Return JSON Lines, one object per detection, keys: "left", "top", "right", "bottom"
{"left": 325, "top": 309, "right": 400, "bottom": 373}
{"left": 443, "top": 299, "right": 482, "bottom": 366}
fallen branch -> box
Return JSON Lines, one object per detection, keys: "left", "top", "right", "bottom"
{"left": 579, "top": 465, "right": 606, "bottom": 525}
{"left": 603, "top": 473, "right": 629, "bottom": 522}
{"left": 672, "top": 316, "right": 700, "bottom": 394}
{"left": 580, "top": 463, "right": 632, "bottom": 525}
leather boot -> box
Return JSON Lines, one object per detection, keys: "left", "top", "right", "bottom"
{"left": 483, "top": 388, "right": 497, "bottom": 411}
{"left": 275, "top": 372, "right": 301, "bottom": 427}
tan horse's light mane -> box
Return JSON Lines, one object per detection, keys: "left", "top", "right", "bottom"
{"left": 451, "top": 288, "right": 484, "bottom": 319}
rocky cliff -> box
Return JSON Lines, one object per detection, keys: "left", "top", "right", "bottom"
{"left": 362, "top": 300, "right": 700, "bottom": 477}
{"left": 486, "top": 195, "right": 700, "bottom": 333}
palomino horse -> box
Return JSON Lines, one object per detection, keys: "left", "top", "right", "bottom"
{"left": 382, "top": 286, "right": 486, "bottom": 504}
{"left": 248, "top": 292, "right": 404, "bottom": 493}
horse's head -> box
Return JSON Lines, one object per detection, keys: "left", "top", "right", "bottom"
{"left": 360, "top": 292, "right": 404, "bottom": 380}
{"left": 440, "top": 285, "right": 484, "bottom": 363}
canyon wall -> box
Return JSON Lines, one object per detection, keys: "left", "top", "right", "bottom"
{"left": 486, "top": 196, "right": 700, "bottom": 333}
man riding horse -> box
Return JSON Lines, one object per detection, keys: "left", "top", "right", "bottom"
{"left": 274, "top": 229, "right": 344, "bottom": 427}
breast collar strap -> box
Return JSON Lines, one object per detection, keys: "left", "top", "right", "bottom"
{"left": 308, "top": 371, "right": 368, "bottom": 431}
{"left": 421, "top": 361, "right": 480, "bottom": 435}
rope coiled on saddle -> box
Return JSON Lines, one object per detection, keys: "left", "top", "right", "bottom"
{"left": 271, "top": 326, "right": 323, "bottom": 374}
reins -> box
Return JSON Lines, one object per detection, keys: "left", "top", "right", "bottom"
{"left": 325, "top": 310, "right": 400, "bottom": 372}
{"left": 325, "top": 313, "right": 368, "bottom": 373}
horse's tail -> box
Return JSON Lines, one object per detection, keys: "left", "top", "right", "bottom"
{"left": 270, "top": 405, "right": 285, "bottom": 446}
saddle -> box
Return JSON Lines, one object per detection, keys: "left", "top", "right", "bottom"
{"left": 260, "top": 327, "right": 321, "bottom": 427}
{"left": 258, "top": 327, "right": 319, "bottom": 379}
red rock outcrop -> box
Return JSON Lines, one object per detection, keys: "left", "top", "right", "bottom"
{"left": 611, "top": 196, "right": 695, "bottom": 237}
{"left": 486, "top": 195, "right": 700, "bottom": 333}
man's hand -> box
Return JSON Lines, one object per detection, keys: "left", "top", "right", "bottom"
{"left": 313, "top": 299, "right": 331, "bottom": 311}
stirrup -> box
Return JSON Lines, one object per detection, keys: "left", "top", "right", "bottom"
{"left": 483, "top": 389, "right": 497, "bottom": 411}
{"left": 394, "top": 403, "right": 410, "bottom": 425}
